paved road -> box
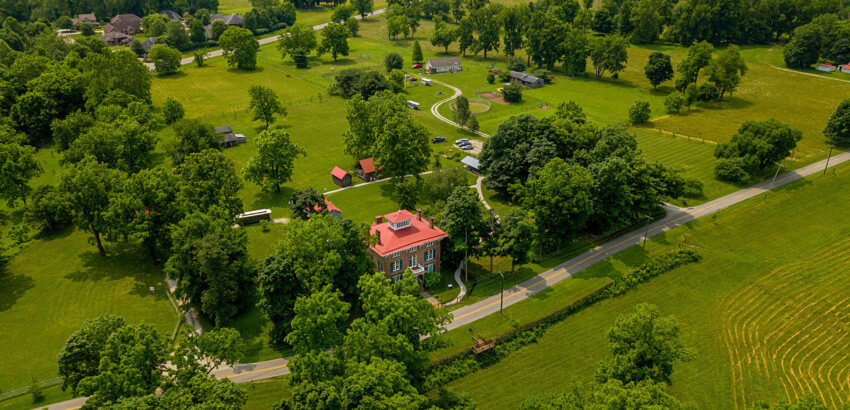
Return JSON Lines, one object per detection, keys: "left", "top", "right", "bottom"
{"left": 147, "top": 9, "right": 387, "bottom": 70}
{"left": 45, "top": 151, "right": 850, "bottom": 409}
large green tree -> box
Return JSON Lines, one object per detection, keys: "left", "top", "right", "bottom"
{"left": 715, "top": 119, "right": 802, "bottom": 175}
{"left": 824, "top": 98, "right": 850, "bottom": 146}
{"left": 318, "top": 22, "right": 350, "bottom": 61}
{"left": 107, "top": 168, "right": 183, "bottom": 264}
{"left": 59, "top": 158, "right": 125, "bottom": 256}
{"left": 258, "top": 255, "right": 307, "bottom": 345}
{"left": 243, "top": 126, "right": 305, "bottom": 192}
{"left": 589, "top": 35, "right": 629, "bottom": 79}
{"left": 644, "top": 51, "right": 673, "bottom": 90}
{"left": 440, "top": 187, "right": 485, "bottom": 262}
{"left": 57, "top": 315, "right": 127, "bottom": 392}
{"left": 176, "top": 150, "right": 243, "bottom": 218}
{"left": 169, "top": 119, "right": 221, "bottom": 165}
{"left": 277, "top": 23, "right": 317, "bottom": 60}
{"left": 166, "top": 209, "right": 255, "bottom": 325}
{"left": 515, "top": 157, "right": 594, "bottom": 248}
{"left": 286, "top": 285, "right": 350, "bottom": 352}
{"left": 596, "top": 303, "right": 695, "bottom": 385}
{"left": 0, "top": 141, "right": 41, "bottom": 206}
{"left": 148, "top": 44, "right": 182, "bottom": 75}
{"left": 77, "top": 324, "right": 169, "bottom": 407}
{"left": 499, "top": 209, "right": 535, "bottom": 275}
{"left": 218, "top": 26, "right": 260, "bottom": 70}
{"left": 705, "top": 45, "right": 747, "bottom": 100}
{"left": 248, "top": 84, "right": 286, "bottom": 129}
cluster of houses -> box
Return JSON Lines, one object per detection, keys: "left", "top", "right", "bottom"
{"left": 70, "top": 10, "right": 243, "bottom": 48}
{"left": 815, "top": 63, "right": 850, "bottom": 74}
{"left": 331, "top": 158, "right": 381, "bottom": 188}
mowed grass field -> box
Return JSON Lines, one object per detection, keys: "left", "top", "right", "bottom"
{"left": 447, "top": 163, "right": 850, "bottom": 408}
{"left": 0, "top": 230, "right": 176, "bottom": 391}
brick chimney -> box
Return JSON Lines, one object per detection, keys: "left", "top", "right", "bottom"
{"left": 374, "top": 215, "right": 382, "bottom": 225}
{"left": 376, "top": 230, "right": 381, "bottom": 245}
{"left": 417, "top": 209, "right": 422, "bottom": 220}
{"left": 428, "top": 217, "right": 434, "bottom": 228}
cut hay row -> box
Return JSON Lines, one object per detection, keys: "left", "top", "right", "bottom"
{"left": 720, "top": 239, "right": 850, "bottom": 408}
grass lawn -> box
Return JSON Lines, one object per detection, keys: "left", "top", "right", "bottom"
{"left": 243, "top": 376, "right": 291, "bottom": 409}
{"left": 0, "top": 229, "right": 177, "bottom": 392}
{"left": 446, "top": 162, "right": 850, "bottom": 408}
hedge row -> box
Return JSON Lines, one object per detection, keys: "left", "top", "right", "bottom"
{"left": 423, "top": 249, "right": 702, "bottom": 390}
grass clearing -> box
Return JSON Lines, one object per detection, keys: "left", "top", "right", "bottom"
{"left": 447, "top": 162, "right": 850, "bottom": 408}
{"left": 0, "top": 230, "right": 176, "bottom": 391}
{"left": 243, "top": 376, "right": 291, "bottom": 409}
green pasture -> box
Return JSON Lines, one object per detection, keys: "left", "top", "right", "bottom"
{"left": 0, "top": 230, "right": 177, "bottom": 391}
{"left": 243, "top": 376, "right": 291, "bottom": 409}
{"left": 447, "top": 162, "right": 850, "bottom": 408}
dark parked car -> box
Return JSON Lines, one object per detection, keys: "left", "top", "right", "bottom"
{"left": 460, "top": 143, "right": 474, "bottom": 150}
{"left": 431, "top": 137, "right": 447, "bottom": 143}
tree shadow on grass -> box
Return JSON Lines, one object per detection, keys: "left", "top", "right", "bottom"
{"left": 249, "top": 186, "right": 295, "bottom": 211}
{"left": 64, "top": 244, "right": 166, "bottom": 301}
{"left": 0, "top": 272, "right": 35, "bottom": 312}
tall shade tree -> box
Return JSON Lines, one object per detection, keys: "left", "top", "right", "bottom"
{"left": 176, "top": 150, "right": 243, "bottom": 217}
{"left": 286, "top": 285, "right": 350, "bottom": 352}
{"left": 430, "top": 17, "right": 456, "bottom": 53}
{"left": 470, "top": 4, "right": 502, "bottom": 58}
{"left": 453, "top": 95, "right": 470, "bottom": 128}
{"left": 243, "top": 126, "right": 306, "bottom": 192}
{"left": 148, "top": 44, "right": 182, "bottom": 75}
{"left": 248, "top": 84, "right": 286, "bottom": 129}
{"left": 59, "top": 158, "right": 125, "bottom": 256}
{"left": 514, "top": 157, "right": 594, "bottom": 249}
{"left": 162, "top": 98, "right": 185, "bottom": 124}
{"left": 166, "top": 209, "right": 255, "bottom": 325}
{"left": 824, "top": 98, "right": 850, "bottom": 146}
{"left": 258, "top": 255, "right": 307, "bottom": 345}
{"left": 277, "top": 23, "right": 317, "bottom": 60}
{"left": 353, "top": 0, "right": 373, "bottom": 19}
{"left": 499, "top": 209, "right": 535, "bottom": 275}
{"left": 57, "top": 315, "right": 127, "bottom": 392}
{"left": 63, "top": 117, "right": 159, "bottom": 174}
{"left": 107, "top": 168, "right": 183, "bottom": 264}
{"left": 10, "top": 91, "right": 56, "bottom": 145}
{"left": 589, "top": 35, "right": 629, "bottom": 79}
{"left": 628, "top": 0, "right": 663, "bottom": 44}
{"left": 705, "top": 45, "right": 747, "bottom": 100}
{"left": 596, "top": 303, "right": 695, "bottom": 385}
{"left": 644, "top": 51, "right": 673, "bottom": 90}
{"left": 440, "top": 187, "right": 485, "bottom": 263}
{"left": 675, "top": 41, "right": 713, "bottom": 90}
{"left": 218, "top": 26, "right": 260, "bottom": 70}
{"left": 501, "top": 4, "right": 529, "bottom": 56}
{"left": 783, "top": 24, "right": 823, "bottom": 69}
{"left": 318, "top": 22, "right": 350, "bottom": 61}
{"left": 76, "top": 324, "right": 169, "bottom": 407}
{"left": 0, "top": 141, "right": 41, "bottom": 206}
{"left": 714, "top": 119, "right": 801, "bottom": 175}
{"left": 525, "top": 12, "right": 567, "bottom": 69}
{"left": 276, "top": 213, "right": 373, "bottom": 299}
{"left": 169, "top": 119, "right": 221, "bottom": 165}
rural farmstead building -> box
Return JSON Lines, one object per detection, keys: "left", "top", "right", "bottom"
{"left": 370, "top": 210, "right": 448, "bottom": 282}
{"left": 425, "top": 57, "right": 462, "bottom": 73}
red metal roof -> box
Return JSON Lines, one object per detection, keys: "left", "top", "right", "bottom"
{"left": 384, "top": 209, "right": 415, "bottom": 223}
{"left": 325, "top": 199, "right": 340, "bottom": 213}
{"left": 359, "top": 157, "right": 375, "bottom": 174}
{"left": 370, "top": 212, "right": 448, "bottom": 256}
{"left": 331, "top": 166, "right": 348, "bottom": 180}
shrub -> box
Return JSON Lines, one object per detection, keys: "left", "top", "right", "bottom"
{"left": 292, "top": 47, "right": 309, "bottom": 68}
{"left": 130, "top": 39, "right": 146, "bottom": 57}
{"left": 486, "top": 73, "right": 495, "bottom": 84}
{"left": 56, "top": 16, "right": 73, "bottom": 30}
{"left": 501, "top": 83, "right": 523, "bottom": 103}
{"left": 25, "top": 185, "right": 72, "bottom": 231}
{"left": 697, "top": 83, "right": 720, "bottom": 102}
{"left": 335, "top": 68, "right": 389, "bottom": 98}
{"left": 426, "top": 167, "right": 468, "bottom": 201}
{"left": 424, "top": 271, "right": 441, "bottom": 290}
{"left": 79, "top": 23, "right": 94, "bottom": 36}
{"left": 148, "top": 44, "right": 182, "bottom": 75}
{"left": 194, "top": 51, "right": 205, "bottom": 67}
{"left": 163, "top": 98, "right": 185, "bottom": 124}
{"left": 628, "top": 100, "right": 651, "bottom": 124}
{"left": 497, "top": 70, "right": 511, "bottom": 82}
{"left": 715, "top": 157, "right": 750, "bottom": 183}
{"left": 30, "top": 380, "right": 43, "bottom": 403}
{"left": 684, "top": 83, "right": 698, "bottom": 107}
{"left": 664, "top": 92, "right": 685, "bottom": 113}
{"left": 532, "top": 69, "right": 552, "bottom": 83}
{"left": 507, "top": 56, "right": 526, "bottom": 72}
{"left": 682, "top": 178, "right": 704, "bottom": 198}
{"left": 384, "top": 52, "right": 403, "bottom": 72}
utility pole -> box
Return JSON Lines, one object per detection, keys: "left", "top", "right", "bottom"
{"left": 499, "top": 271, "right": 505, "bottom": 315}
{"left": 642, "top": 215, "right": 651, "bottom": 250}
{"left": 768, "top": 161, "right": 784, "bottom": 191}
{"left": 824, "top": 146, "right": 834, "bottom": 175}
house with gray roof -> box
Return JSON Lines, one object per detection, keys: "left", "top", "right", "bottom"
{"left": 72, "top": 12, "right": 98, "bottom": 27}
{"left": 103, "top": 14, "right": 141, "bottom": 35}
{"left": 509, "top": 71, "right": 544, "bottom": 88}
{"left": 215, "top": 125, "right": 247, "bottom": 147}
{"left": 160, "top": 10, "right": 182, "bottom": 20}
{"left": 425, "top": 57, "right": 462, "bottom": 73}
{"left": 142, "top": 37, "right": 157, "bottom": 52}
{"left": 100, "top": 31, "right": 134, "bottom": 46}
{"left": 210, "top": 13, "right": 243, "bottom": 26}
